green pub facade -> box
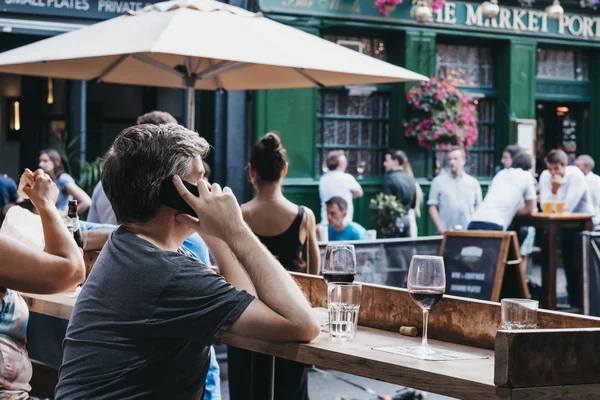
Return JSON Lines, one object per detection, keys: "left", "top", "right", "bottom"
{"left": 254, "top": 0, "right": 600, "bottom": 235}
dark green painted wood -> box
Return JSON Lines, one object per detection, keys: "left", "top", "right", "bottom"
{"left": 398, "top": 30, "right": 437, "bottom": 179}
{"left": 497, "top": 39, "right": 537, "bottom": 165}
{"left": 536, "top": 79, "right": 591, "bottom": 102}
{"left": 588, "top": 50, "right": 600, "bottom": 173}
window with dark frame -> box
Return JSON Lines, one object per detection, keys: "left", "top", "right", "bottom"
{"left": 316, "top": 36, "right": 390, "bottom": 178}
{"left": 436, "top": 44, "right": 496, "bottom": 177}
{"left": 537, "top": 48, "right": 589, "bottom": 81}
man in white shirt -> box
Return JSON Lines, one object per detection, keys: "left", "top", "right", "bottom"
{"left": 575, "top": 154, "right": 600, "bottom": 227}
{"left": 539, "top": 149, "right": 593, "bottom": 308}
{"left": 318, "top": 151, "right": 363, "bottom": 224}
{"left": 428, "top": 147, "right": 482, "bottom": 234}
{"left": 468, "top": 152, "right": 536, "bottom": 231}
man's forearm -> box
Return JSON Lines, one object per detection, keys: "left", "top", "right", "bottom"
{"left": 204, "top": 235, "right": 257, "bottom": 297}
{"left": 428, "top": 206, "right": 444, "bottom": 233}
{"left": 227, "top": 226, "right": 314, "bottom": 326}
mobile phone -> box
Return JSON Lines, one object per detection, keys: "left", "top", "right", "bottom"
{"left": 159, "top": 177, "right": 199, "bottom": 216}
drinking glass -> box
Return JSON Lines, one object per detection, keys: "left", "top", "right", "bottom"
{"left": 407, "top": 255, "right": 446, "bottom": 355}
{"left": 555, "top": 200, "right": 565, "bottom": 214}
{"left": 501, "top": 299, "right": 538, "bottom": 330}
{"left": 356, "top": 161, "right": 366, "bottom": 179}
{"left": 323, "top": 244, "right": 357, "bottom": 284}
{"left": 542, "top": 201, "right": 553, "bottom": 214}
{"left": 328, "top": 283, "right": 362, "bottom": 340}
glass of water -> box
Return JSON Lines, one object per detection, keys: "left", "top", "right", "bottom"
{"left": 328, "top": 283, "right": 362, "bottom": 341}
{"left": 501, "top": 298, "right": 538, "bottom": 330}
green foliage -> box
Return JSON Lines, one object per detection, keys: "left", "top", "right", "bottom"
{"left": 49, "top": 132, "right": 103, "bottom": 196}
{"left": 369, "top": 193, "right": 407, "bottom": 238}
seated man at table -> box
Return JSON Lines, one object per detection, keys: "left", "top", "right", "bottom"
{"left": 468, "top": 152, "right": 537, "bottom": 231}
{"left": 326, "top": 196, "right": 367, "bottom": 241}
{"left": 539, "top": 149, "right": 594, "bottom": 309}
{"left": 55, "top": 123, "right": 320, "bottom": 399}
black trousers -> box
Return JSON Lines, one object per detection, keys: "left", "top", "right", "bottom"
{"left": 560, "top": 227, "right": 583, "bottom": 308}
{"left": 228, "top": 346, "right": 309, "bottom": 400}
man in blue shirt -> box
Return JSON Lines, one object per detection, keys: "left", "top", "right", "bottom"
{"left": 0, "top": 174, "right": 19, "bottom": 223}
{"left": 326, "top": 197, "right": 367, "bottom": 241}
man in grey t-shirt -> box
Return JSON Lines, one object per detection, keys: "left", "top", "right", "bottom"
{"left": 56, "top": 124, "right": 320, "bottom": 400}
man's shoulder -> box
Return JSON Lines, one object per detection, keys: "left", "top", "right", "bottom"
{"left": 348, "top": 222, "right": 367, "bottom": 235}
{"left": 430, "top": 173, "right": 446, "bottom": 184}
{"left": 464, "top": 173, "right": 480, "bottom": 185}
{"left": 0, "top": 175, "right": 17, "bottom": 187}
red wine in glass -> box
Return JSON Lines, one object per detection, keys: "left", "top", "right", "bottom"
{"left": 323, "top": 272, "right": 356, "bottom": 284}
{"left": 409, "top": 290, "right": 443, "bottom": 310}
{"left": 407, "top": 255, "right": 446, "bottom": 356}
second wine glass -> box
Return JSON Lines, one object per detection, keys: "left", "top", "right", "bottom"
{"left": 407, "top": 255, "right": 446, "bottom": 355}
{"left": 323, "top": 244, "right": 357, "bottom": 284}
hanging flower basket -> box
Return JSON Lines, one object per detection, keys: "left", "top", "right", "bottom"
{"left": 376, "top": 0, "right": 403, "bottom": 16}
{"left": 403, "top": 78, "right": 478, "bottom": 151}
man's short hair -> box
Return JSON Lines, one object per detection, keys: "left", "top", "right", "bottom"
{"left": 326, "top": 151, "right": 345, "bottom": 171}
{"left": 136, "top": 111, "right": 178, "bottom": 126}
{"left": 326, "top": 196, "right": 348, "bottom": 212}
{"left": 577, "top": 154, "right": 595, "bottom": 170}
{"left": 545, "top": 149, "right": 568, "bottom": 166}
{"left": 504, "top": 144, "right": 524, "bottom": 160}
{"left": 511, "top": 152, "right": 533, "bottom": 171}
{"left": 385, "top": 149, "right": 408, "bottom": 166}
{"left": 103, "top": 123, "right": 209, "bottom": 224}
{"left": 448, "top": 146, "right": 466, "bottom": 158}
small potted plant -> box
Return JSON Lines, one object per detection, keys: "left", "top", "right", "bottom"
{"left": 369, "top": 193, "right": 407, "bottom": 238}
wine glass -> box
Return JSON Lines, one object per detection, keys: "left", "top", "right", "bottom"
{"left": 407, "top": 255, "right": 446, "bottom": 355}
{"left": 356, "top": 161, "right": 366, "bottom": 179}
{"left": 323, "top": 244, "right": 357, "bottom": 284}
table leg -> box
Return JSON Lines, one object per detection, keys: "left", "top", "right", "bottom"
{"left": 250, "top": 352, "right": 275, "bottom": 400}
{"left": 541, "top": 225, "right": 558, "bottom": 309}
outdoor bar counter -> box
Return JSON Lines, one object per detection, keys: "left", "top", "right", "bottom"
{"left": 22, "top": 258, "right": 600, "bottom": 400}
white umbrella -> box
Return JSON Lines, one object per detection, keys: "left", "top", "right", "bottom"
{"left": 0, "top": 0, "right": 428, "bottom": 129}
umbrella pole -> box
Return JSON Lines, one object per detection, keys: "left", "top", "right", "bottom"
{"left": 185, "top": 86, "right": 195, "bottom": 131}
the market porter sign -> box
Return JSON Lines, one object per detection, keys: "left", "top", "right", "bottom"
{"left": 436, "top": 2, "right": 600, "bottom": 39}
{"left": 259, "top": 0, "right": 600, "bottom": 40}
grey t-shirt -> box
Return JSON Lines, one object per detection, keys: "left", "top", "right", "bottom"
{"left": 56, "top": 227, "right": 254, "bottom": 400}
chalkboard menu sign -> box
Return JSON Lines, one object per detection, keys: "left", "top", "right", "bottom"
{"left": 440, "top": 231, "right": 529, "bottom": 301}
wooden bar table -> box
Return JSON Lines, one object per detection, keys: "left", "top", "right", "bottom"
{"left": 21, "top": 273, "right": 600, "bottom": 400}
{"left": 514, "top": 213, "right": 593, "bottom": 309}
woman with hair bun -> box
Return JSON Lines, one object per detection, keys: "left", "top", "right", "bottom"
{"left": 227, "top": 132, "right": 318, "bottom": 400}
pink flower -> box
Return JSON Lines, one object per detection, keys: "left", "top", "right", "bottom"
{"left": 403, "top": 122, "right": 409, "bottom": 128}
{"left": 417, "top": 136, "right": 424, "bottom": 143}
{"left": 376, "top": 0, "right": 386, "bottom": 6}
{"left": 444, "top": 120, "right": 453, "bottom": 131}
{"left": 378, "top": 6, "right": 389, "bottom": 15}
{"left": 431, "top": 0, "right": 444, "bottom": 10}
{"left": 434, "top": 133, "right": 440, "bottom": 139}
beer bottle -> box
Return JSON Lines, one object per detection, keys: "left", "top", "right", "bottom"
{"left": 68, "top": 200, "right": 84, "bottom": 248}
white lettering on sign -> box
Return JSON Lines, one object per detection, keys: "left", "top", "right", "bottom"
{"left": 97, "top": 0, "right": 146, "bottom": 13}
{"left": 450, "top": 284, "right": 467, "bottom": 292}
{"left": 47, "top": 0, "right": 89, "bottom": 10}
{"left": 436, "top": 2, "right": 600, "bottom": 40}
{"left": 451, "top": 272, "right": 462, "bottom": 279}
{"left": 4, "top": 0, "right": 46, "bottom": 7}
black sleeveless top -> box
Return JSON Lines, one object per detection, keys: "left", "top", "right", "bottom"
{"left": 255, "top": 206, "right": 305, "bottom": 273}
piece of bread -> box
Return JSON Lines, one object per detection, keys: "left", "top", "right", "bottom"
{"left": 17, "top": 168, "right": 35, "bottom": 199}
